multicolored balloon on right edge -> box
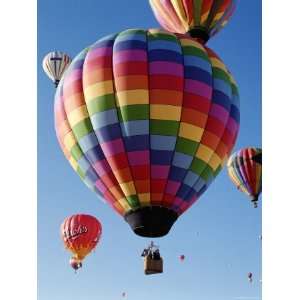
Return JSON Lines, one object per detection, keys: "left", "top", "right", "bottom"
{"left": 227, "top": 147, "right": 262, "bottom": 208}
{"left": 149, "top": 0, "right": 237, "bottom": 43}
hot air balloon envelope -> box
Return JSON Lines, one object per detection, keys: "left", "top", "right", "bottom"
{"left": 61, "top": 214, "right": 102, "bottom": 262}
{"left": 43, "top": 51, "right": 71, "bottom": 87}
{"left": 54, "top": 29, "right": 240, "bottom": 238}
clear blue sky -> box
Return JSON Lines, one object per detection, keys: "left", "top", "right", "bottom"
{"left": 38, "top": 1, "right": 261, "bottom": 300}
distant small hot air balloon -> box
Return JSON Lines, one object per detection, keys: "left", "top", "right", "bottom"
{"left": 248, "top": 272, "right": 253, "bottom": 283}
{"left": 149, "top": 0, "right": 237, "bottom": 43}
{"left": 60, "top": 214, "right": 102, "bottom": 270}
{"left": 179, "top": 254, "right": 185, "bottom": 262}
{"left": 227, "top": 147, "right": 262, "bottom": 208}
{"left": 43, "top": 51, "right": 71, "bottom": 87}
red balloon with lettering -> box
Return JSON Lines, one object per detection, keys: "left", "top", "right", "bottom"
{"left": 60, "top": 214, "right": 102, "bottom": 268}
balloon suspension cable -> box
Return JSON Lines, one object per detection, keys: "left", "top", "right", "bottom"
{"left": 187, "top": 27, "right": 210, "bottom": 44}
{"left": 149, "top": 241, "right": 158, "bottom": 249}
{"left": 75, "top": 262, "right": 82, "bottom": 274}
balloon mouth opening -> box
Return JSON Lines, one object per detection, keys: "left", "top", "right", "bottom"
{"left": 187, "top": 27, "right": 210, "bottom": 44}
{"left": 252, "top": 152, "right": 262, "bottom": 164}
{"left": 124, "top": 206, "right": 178, "bottom": 238}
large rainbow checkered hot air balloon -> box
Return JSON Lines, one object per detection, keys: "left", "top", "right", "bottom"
{"left": 149, "top": 0, "right": 236, "bottom": 43}
{"left": 54, "top": 28, "right": 240, "bottom": 237}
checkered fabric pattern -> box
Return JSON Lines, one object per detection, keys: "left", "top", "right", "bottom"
{"left": 54, "top": 29, "right": 240, "bottom": 217}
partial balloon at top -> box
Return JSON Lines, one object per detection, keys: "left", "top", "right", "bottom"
{"left": 54, "top": 28, "right": 240, "bottom": 238}
{"left": 43, "top": 51, "right": 72, "bottom": 87}
{"left": 149, "top": 0, "right": 236, "bottom": 43}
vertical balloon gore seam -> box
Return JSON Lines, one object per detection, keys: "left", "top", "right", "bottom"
{"left": 157, "top": 31, "right": 185, "bottom": 212}
{"left": 171, "top": 42, "right": 213, "bottom": 213}
{"left": 146, "top": 30, "right": 152, "bottom": 209}
{"left": 61, "top": 50, "right": 119, "bottom": 212}
{"left": 111, "top": 30, "right": 142, "bottom": 211}
{"left": 81, "top": 36, "right": 129, "bottom": 215}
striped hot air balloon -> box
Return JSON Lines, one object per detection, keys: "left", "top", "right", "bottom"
{"left": 43, "top": 51, "right": 72, "bottom": 87}
{"left": 54, "top": 28, "right": 240, "bottom": 237}
{"left": 227, "top": 147, "right": 262, "bottom": 208}
{"left": 149, "top": 0, "right": 237, "bottom": 43}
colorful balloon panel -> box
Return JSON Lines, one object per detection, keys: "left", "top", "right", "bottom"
{"left": 149, "top": 0, "right": 236, "bottom": 42}
{"left": 227, "top": 147, "right": 262, "bottom": 204}
{"left": 54, "top": 29, "right": 240, "bottom": 237}
{"left": 61, "top": 214, "right": 102, "bottom": 260}
{"left": 43, "top": 51, "right": 71, "bottom": 86}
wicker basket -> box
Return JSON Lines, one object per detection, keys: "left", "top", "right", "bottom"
{"left": 144, "top": 255, "right": 163, "bottom": 275}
